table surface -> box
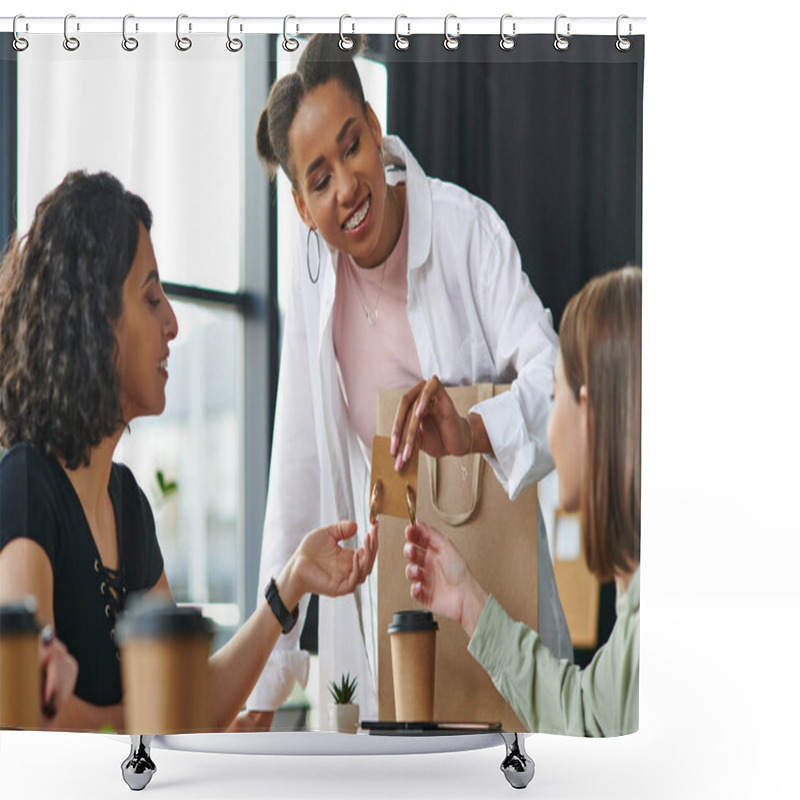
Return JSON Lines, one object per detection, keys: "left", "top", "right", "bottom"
{"left": 2, "top": 594, "right": 797, "bottom": 800}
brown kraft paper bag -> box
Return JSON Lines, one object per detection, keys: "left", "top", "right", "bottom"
{"left": 374, "top": 384, "right": 538, "bottom": 731}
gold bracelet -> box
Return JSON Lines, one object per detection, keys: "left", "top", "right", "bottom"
{"left": 463, "top": 414, "right": 474, "bottom": 455}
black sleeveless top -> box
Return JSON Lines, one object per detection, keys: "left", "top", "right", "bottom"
{"left": 0, "top": 443, "right": 164, "bottom": 706}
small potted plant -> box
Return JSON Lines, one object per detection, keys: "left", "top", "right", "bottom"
{"left": 328, "top": 672, "right": 359, "bottom": 734}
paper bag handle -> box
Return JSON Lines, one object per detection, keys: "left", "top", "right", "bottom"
{"left": 424, "top": 383, "right": 493, "bottom": 527}
{"left": 425, "top": 452, "right": 483, "bottom": 526}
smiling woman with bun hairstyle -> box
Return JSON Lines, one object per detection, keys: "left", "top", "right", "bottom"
{"left": 239, "top": 33, "right": 572, "bottom": 731}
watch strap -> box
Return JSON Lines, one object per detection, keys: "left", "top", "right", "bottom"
{"left": 265, "top": 577, "right": 299, "bottom": 634}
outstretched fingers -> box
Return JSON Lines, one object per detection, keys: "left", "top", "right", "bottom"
{"left": 330, "top": 519, "right": 358, "bottom": 543}
{"left": 405, "top": 520, "right": 441, "bottom": 552}
{"left": 403, "top": 538, "right": 427, "bottom": 568}
{"left": 405, "top": 562, "right": 432, "bottom": 606}
{"left": 397, "top": 376, "right": 443, "bottom": 468}
{"left": 341, "top": 522, "right": 379, "bottom": 593}
{"left": 413, "top": 375, "right": 444, "bottom": 421}
{"left": 390, "top": 379, "right": 425, "bottom": 457}
{"left": 403, "top": 524, "right": 437, "bottom": 606}
{"left": 363, "top": 522, "right": 378, "bottom": 572}
{"left": 355, "top": 523, "right": 379, "bottom": 583}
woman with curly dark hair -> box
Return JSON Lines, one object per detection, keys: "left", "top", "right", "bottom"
{"left": 0, "top": 170, "right": 377, "bottom": 731}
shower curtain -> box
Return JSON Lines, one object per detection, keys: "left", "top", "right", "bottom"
{"left": 1, "top": 15, "right": 643, "bottom": 743}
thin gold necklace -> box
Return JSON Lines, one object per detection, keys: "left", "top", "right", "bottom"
{"left": 350, "top": 255, "right": 387, "bottom": 327}
{"left": 350, "top": 184, "right": 399, "bottom": 326}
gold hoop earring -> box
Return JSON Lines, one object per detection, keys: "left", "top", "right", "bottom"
{"left": 306, "top": 228, "right": 321, "bottom": 284}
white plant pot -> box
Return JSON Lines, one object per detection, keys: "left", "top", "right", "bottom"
{"left": 328, "top": 703, "right": 359, "bottom": 734}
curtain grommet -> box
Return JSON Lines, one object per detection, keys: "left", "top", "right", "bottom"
{"left": 122, "top": 14, "right": 138, "bottom": 52}
{"left": 282, "top": 15, "right": 299, "bottom": 52}
{"left": 394, "top": 15, "right": 410, "bottom": 51}
{"left": 616, "top": 15, "right": 632, "bottom": 51}
{"left": 175, "top": 14, "right": 192, "bottom": 52}
{"left": 554, "top": 14, "right": 570, "bottom": 51}
{"left": 63, "top": 14, "right": 80, "bottom": 52}
{"left": 226, "top": 15, "right": 243, "bottom": 53}
{"left": 339, "top": 15, "right": 355, "bottom": 51}
{"left": 499, "top": 14, "right": 516, "bottom": 51}
{"left": 12, "top": 15, "right": 29, "bottom": 52}
{"left": 444, "top": 14, "right": 460, "bottom": 51}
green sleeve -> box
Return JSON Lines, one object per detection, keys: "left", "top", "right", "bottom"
{"left": 467, "top": 595, "right": 638, "bottom": 737}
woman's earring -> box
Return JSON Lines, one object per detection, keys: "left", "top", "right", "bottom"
{"left": 380, "top": 147, "right": 388, "bottom": 199}
{"left": 306, "top": 227, "right": 321, "bottom": 284}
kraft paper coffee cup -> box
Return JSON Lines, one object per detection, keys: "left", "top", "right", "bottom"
{"left": 387, "top": 610, "right": 438, "bottom": 722}
{"left": 117, "top": 598, "right": 215, "bottom": 734}
{"left": 0, "top": 599, "right": 41, "bottom": 729}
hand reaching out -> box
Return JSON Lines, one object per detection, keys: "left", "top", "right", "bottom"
{"left": 288, "top": 520, "right": 378, "bottom": 601}
{"left": 403, "top": 521, "right": 488, "bottom": 638}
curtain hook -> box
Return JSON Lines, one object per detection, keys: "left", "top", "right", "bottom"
{"left": 616, "top": 15, "right": 632, "bottom": 51}
{"left": 175, "top": 14, "right": 192, "bottom": 51}
{"left": 554, "top": 14, "right": 570, "bottom": 51}
{"left": 444, "top": 14, "right": 460, "bottom": 51}
{"left": 12, "top": 15, "right": 29, "bottom": 52}
{"left": 63, "top": 13, "right": 80, "bottom": 52}
{"left": 226, "top": 15, "right": 243, "bottom": 52}
{"left": 499, "top": 14, "right": 516, "bottom": 51}
{"left": 122, "top": 14, "right": 139, "bottom": 52}
{"left": 282, "top": 16, "right": 299, "bottom": 52}
{"left": 394, "top": 15, "right": 410, "bottom": 51}
{"left": 339, "top": 15, "right": 354, "bottom": 50}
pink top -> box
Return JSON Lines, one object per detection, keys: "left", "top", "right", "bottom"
{"left": 332, "top": 198, "right": 422, "bottom": 458}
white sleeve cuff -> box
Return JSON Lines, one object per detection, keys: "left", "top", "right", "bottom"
{"left": 245, "top": 649, "right": 310, "bottom": 711}
{"left": 473, "top": 386, "right": 554, "bottom": 501}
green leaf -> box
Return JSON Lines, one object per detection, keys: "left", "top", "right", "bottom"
{"left": 328, "top": 672, "right": 358, "bottom": 704}
{"left": 156, "top": 469, "right": 178, "bottom": 498}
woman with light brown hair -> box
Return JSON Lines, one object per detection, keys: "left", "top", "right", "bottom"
{"left": 404, "top": 266, "right": 641, "bottom": 736}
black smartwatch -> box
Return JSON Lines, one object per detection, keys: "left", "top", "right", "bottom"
{"left": 265, "top": 577, "right": 299, "bottom": 634}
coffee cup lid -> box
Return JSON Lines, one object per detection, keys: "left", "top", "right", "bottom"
{"left": 387, "top": 610, "right": 439, "bottom": 635}
{"left": 0, "top": 597, "right": 41, "bottom": 635}
{"left": 116, "top": 596, "right": 215, "bottom": 643}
